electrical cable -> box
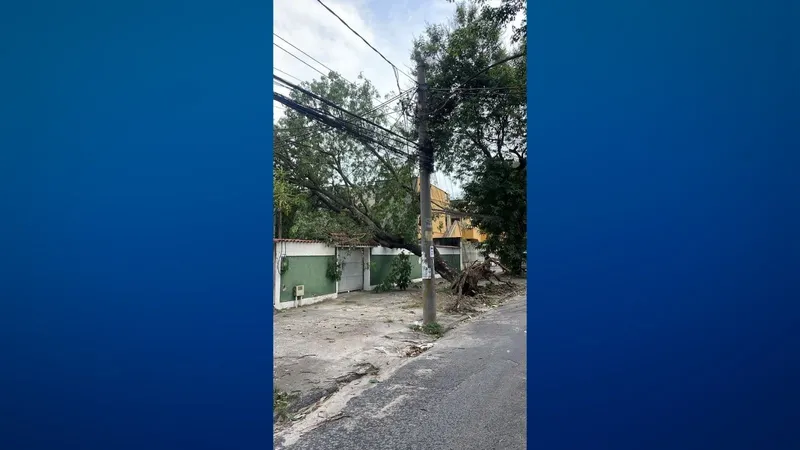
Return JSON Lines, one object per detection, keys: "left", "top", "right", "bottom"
{"left": 274, "top": 67, "right": 304, "bottom": 83}
{"left": 427, "top": 52, "right": 527, "bottom": 116}
{"left": 273, "top": 80, "right": 413, "bottom": 151}
{"left": 364, "top": 88, "right": 415, "bottom": 116}
{"left": 274, "top": 74, "right": 418, "bottom": 149}
{"left": 274, "top": 33, "right": 360, "bottom": 88}
{"left": 274, "top": 42, "right": 328, "bottom": 79}
{"left": 273, "top": 91, "right": 415, "bottom": 160}
{"left": 314, "top": 0, "right": 416, "bottom": 84}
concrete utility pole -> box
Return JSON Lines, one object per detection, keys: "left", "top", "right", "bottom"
{"left": 416, "top": 57, "right": 436, "bottom": 325}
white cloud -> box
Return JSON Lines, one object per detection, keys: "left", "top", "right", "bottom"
{"left": 273, "top": 0, "right": 523, "bottom": 197}
{"left": 273, "top": 0, "right": 453, "bottom": 110}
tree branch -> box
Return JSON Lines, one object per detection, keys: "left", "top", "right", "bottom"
{"left": 464, "top": 129, "right": 494, "bottom": 160}
{"left": 332, "top": 145, "right": 372, "bottom": 217}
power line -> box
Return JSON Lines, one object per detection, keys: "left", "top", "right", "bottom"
{"left": 273, "top": 76, "right": 406, "bottom": 126}
{"left": 274, "top": 88, "right": 413, "bottom": 149}
{"left": 274, "top": 33, "right": 362, "bottom": 88}
{"left": 273, "top": 91, "right": 415, "bottom": 160}
{"left": 273, "top": 121, "right": 323, "bottom": 145}
{"left": 273, "top": 68, "right": 403, "bottom": 118}
{"left": 273, "top": 34, "right": 414, "bottom": 124}
{"left": 272, "top": 84, "right": 413, "bottom": 154}
{"left": 273, "top": 94, "right": 414, "bottom": 159}
{"left": 273, "top": 40, "right": 409, "bottom": 120}
{"left": 428, "top": 52, "right": 527, "bottom": 116}
{"left": 274, "top": 67, "right": 304, "bottom": 83}
{"left": 274, "top": 42, "right": 328, "bottom": 79}
{"left": 277, "top": 80, "right": 411, "bottom": 120}
{"left": 315, "top": 0, "right": 416, "bottom": 84}
{"left": 274, "top": 72, "right": 415, "bottom": 150}
{"left": 362, "top": 88, "right": 416, "bottom": 119}
{"left": 458, "top": 52, "right": 526, "bottom": 86}
{"left": 274, "top": 74, "right": 418, "bottom": 149}
{"left": 429, "top": 86, "right": 525, "bottom": 92}
{"left": 274, "top": 33, "right": 337, "bottom": 78}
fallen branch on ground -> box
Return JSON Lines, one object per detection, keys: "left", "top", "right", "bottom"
{"left": 451, "top": 258, "right": 512, "bottom": 297}
{"left": 447, "top": 259, "right": 518, "bottom": 312}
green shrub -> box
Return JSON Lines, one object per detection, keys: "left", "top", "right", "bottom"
{"left": 279, "top": 257, "right": 290, "bottom": 275}
{"left": 391, "top": 253, "right": 412, "bottom": 290}
{"left": 375, "top": 253, "right": 413, "bottom": 292}
{"left": 326, "top": 258, "right": 342, "bottom": 282}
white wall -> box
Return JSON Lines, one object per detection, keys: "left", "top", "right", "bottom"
{"left": 276, "top": 241, "right": 335, "bottom": 257}
{"left": 372, "top": 246, "right": 458, "bottom": 256}
{"left": 370, "top": 246, "right": 416, "bottom": 256}
{"left": 437, "top": 246, "right": 461, "bottom": 256}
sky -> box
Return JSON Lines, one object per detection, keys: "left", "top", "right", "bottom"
{"left": 273, "top": 0, "right": 523, "bottom": 199}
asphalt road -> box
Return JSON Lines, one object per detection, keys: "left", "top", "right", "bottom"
{"left": 284, "top": 295, "right": 527, "bottom": 450}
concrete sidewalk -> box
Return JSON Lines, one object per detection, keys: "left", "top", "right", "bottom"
{"left": 276, "top": 294, "right": 527, "bottom": 449}
{"left": 273, "top": 279, "right": 524, "bottom": 426}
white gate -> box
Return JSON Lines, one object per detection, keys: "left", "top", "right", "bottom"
{"left": 337, "top": 248, "right": 364, "bottom": 293}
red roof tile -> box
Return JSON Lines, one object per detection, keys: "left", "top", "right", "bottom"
{"left": 273, "top": 239, "right": 325, "bottom": 244}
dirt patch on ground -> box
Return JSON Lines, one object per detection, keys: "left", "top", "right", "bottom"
{"left": 273, "top": 277, "right": 525, "bottom": 432}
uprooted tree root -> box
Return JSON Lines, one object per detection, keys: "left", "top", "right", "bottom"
{"left": 447, "top": 258, "right": 517, "bottom": 312}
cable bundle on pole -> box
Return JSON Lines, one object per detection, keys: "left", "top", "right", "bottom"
{"left": 273, "top": 91, "right": 415, "bottom": 162}
{"left": 274, "top": 75, "right": 417, "bottom": 151}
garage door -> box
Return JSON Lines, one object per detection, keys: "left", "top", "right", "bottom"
{"left": 337, "top": 248, "right": 364, "bottom": 293}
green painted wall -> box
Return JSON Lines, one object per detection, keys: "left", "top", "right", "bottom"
{"left": 370, "top": 253, "right": 422, "bottom": 286}
{"left": 411, "top": 256, "right": 422, "bottom": 279}
{"left": 279, "top": 255, "right": 336, "bottom": 302}
{"left": 369, "top": 255, "right": 394, "bottom": 286}
{"left": 440, "top": 253, "right": 461, "bottom": 273}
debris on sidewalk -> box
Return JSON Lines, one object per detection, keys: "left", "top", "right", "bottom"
{"left": 273, "top": 278, "right": 526, "bottom": 433}
{"left": 404, "top": 342, "right": 433, "bottom": 357}
{"left": 274, "top": 388, "right": 299, "bottom": 422}
{"left": 452, "top": 258, "right": 513, "bottom": 297}
{"left": 449, "top": 263, "right": 520, "bottom": 312}
{"left": 334, "top": 362, "right": 379, "bottom": 384}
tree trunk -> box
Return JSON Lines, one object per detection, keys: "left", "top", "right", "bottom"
{"left": 431, "top": 246, "right": 458, "bottom": 282}
{"left": 277, "top": 209, "right": 283, "bottom": 239}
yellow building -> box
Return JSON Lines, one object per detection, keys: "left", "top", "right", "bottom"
{"left": 415, "top": 178, "right": 487, "bottom": 243}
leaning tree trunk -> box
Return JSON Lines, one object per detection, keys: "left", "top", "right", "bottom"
{"left": 375, "top": 234, "right": 458, "bottom": 282}
{"left": 431, "top": 246, "right": 458, "bottom": 282}
{"left": 402, "top": 242, "right": 458, "bottom": 282}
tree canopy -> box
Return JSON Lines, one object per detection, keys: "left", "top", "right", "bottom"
{"left": 412, "top": 1, "right": 527, "bottom": 273}
{"left": 413, "top": 2, "right": 526, "bottom": 179}
{"left": 273, "top": 0, "right": 527, "bottom": 278}
{"left": 273, "top": 72, "right": 459, "bottom": 280}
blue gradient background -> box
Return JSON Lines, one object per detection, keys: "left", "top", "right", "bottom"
{"left": 528, "top": 0, "right": 800, "bottom": 448}
{"left": 0, "top": 1, "right": 272, "bottom": 448}
{"left": 1, "top": 0, "right": 799, "bottom": 448}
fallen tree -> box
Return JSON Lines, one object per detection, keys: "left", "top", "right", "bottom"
{"left": 451, "top": 257, "right": 511, "bottom": 297}
{"left": 274, "top": 72, "right": 459, "bottom": 282}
